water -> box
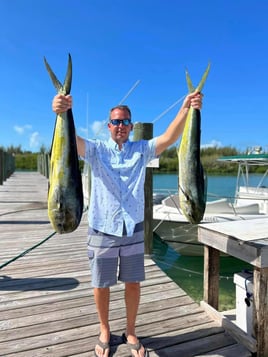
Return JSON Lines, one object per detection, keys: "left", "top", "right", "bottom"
{"left": 153, "top": 172, "right": 266, "bottom": 201}
{"left": 152, "top": 173, "right": 255, "bottom": 311}
{"left": 152, "top": 235, "right": 252, "bottom": 311}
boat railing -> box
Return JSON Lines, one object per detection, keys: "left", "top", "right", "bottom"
{"left": 153, "top": 189, "right": 265, "bottom": 215}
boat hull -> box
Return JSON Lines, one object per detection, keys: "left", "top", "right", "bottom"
{"left": 153, "top": 203, "right": 267, "bottom": 256}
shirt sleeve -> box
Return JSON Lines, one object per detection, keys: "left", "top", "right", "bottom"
{"left": 146, "top": 137, "right": 158, "bottom": 163}
{"left": 82, "top": 139, "right": 97, "bottom": 164}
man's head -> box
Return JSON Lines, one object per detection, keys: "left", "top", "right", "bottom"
{"left": 108, "top": 105, "right": 133, "bottom": 146}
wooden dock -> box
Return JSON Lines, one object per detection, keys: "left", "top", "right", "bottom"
{"left": 0, "top": 172, "right": 252, "bottom": 356}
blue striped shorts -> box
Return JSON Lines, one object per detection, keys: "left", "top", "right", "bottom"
{"left": 87, "top": 224, "right": 145, "bottom": 288}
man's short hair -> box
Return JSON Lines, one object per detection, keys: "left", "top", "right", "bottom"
{"left": 109, "top": 105, "right": 131, "bottom": 119}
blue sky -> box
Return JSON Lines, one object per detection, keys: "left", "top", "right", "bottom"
{"left": 1, "top": 0, "right": 268, "bottom": 153}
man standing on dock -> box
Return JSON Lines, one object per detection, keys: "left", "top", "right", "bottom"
{"left": 52, "top": 91, "right": 202, "bottom": 357}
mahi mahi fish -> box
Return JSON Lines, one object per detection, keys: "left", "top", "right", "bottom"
{"left": 177, "top": 63, "right": 210, "bottom": 224}
{"left": 44, "top": 54, "right": 83, "bottom": 233}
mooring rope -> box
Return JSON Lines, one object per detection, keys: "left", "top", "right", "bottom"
{"left": 0, "top": 231, "right": 56, "bottom": 270}
{"left": 0, "top": 205, "right": 89, "bottom": 270}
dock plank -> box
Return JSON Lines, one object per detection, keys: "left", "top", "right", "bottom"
{"left": 0, "top": 172, "right": 252, "bottom": 356}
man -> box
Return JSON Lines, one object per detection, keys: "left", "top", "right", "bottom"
{"left": 52, "top": 91, "right": 202, "bottom": 357}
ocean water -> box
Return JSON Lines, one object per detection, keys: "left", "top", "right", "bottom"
{"left": 153, "top": 172, "right": 265, "bottom": 201}
{"left": 152, "top": 173, "right": 255, "bottom": 311}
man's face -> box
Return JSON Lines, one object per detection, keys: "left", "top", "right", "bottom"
{"left": 108, "top": 108, "right": 133, "bottom": 143}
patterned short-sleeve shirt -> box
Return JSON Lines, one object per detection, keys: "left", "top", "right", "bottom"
{"left": 83, "top": 137, "right": 157, "bottom": 237}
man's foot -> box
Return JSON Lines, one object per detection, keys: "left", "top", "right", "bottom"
{"left": 94, "top": 334, "right": 110, "bottom": 357}
{"left": 122, "top": 333, "right": 149, "bottom": 357}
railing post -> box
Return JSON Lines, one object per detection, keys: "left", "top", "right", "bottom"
{"left": 0, "top": 149, "right": 3, "bottom": 185}
{"left": 133, "top": 122, "right": 153, "bottom": 256}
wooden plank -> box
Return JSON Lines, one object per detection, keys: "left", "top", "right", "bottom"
{"left": 200, "top": 218, "right": 268, "bottom": 242}
{"left": 0, "top": 172, "right": 252, "bottom": 356}
{"left": 200, "top": 301, "right": 256, "bottom": 353}
{"left": 198, "top": 225, "right": 262, "bottom": 267}
{"left": 195, "top": 343, "right": 252, "bottom": 356}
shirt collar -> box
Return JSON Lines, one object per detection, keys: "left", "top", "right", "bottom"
{"left": 108, "top": 137, "right": 130, "bottom": 151}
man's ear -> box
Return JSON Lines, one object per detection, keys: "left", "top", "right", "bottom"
{"left": 130, "top": 123, "right": 134, "bottom": 131}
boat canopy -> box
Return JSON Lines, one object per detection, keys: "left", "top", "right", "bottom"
{"left": 218, "top": 154, "right": 268, "bottom": 166}
{"left": 218, "top": 154, "right": 268, "bottom": 191}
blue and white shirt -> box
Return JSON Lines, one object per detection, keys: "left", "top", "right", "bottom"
{"left": 83, "top": 137, "right": 157, "bottom": 237}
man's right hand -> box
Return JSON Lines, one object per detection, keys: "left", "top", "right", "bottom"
{"left": 52, "top": 94, "right": 72, "bottom": 114}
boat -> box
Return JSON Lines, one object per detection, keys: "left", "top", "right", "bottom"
{"left": 153, "top": 152, "right": 268, "bottom": 256}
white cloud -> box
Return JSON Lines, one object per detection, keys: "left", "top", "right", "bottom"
{"left": 29, "top": 132, "right": 40, "bottom": 149}
{"left": 79, "top": 127, "right": 89, "bottom": 137}
{"left": 77, "top": 121, "right": 109, "bottom": 140}
{"left": 14, "top": 124, "right": 32, "bottom": 135}
{"left": 201, "top": 140, "right": 222, "bottom": 149}
{"left": 91, "top": 120, "right": 109, "bottom": 139}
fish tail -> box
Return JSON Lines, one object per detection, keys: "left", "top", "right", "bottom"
{"left": 63, "top": 53, "right": 72, "bottom": 94}
{"left": 185, "top": 69, "right": 195, "bottom": 93}
{"left": 44, "top": 54, "right": 72, "bottom": 95}
{"left": 185, "top": 62, "right": 211, "bottom": 93}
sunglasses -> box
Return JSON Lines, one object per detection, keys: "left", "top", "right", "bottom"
{"left": 109, "top": 119, "right": 131, "bottom": 126}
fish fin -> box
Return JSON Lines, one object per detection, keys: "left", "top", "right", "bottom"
{"left": 179, "top": 184, "right": 190, "bottom": 202}
{"left": 202, "top": 166, "right": 208, "bottom": 202}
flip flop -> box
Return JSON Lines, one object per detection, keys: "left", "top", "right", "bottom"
{"left": 94, "top": 335, "right": 110, "bottom": 357}
{"left": 122, "top": 333, "right": 149, "bottom": 357}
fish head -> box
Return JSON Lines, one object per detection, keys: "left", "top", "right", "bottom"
{"left": 179, "top": 188, "right": 206, "bottom": 224}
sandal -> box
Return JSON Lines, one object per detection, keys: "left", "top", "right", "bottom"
{"left": 122, "top": 333, "right": 149, "bottom": 357}
{"left": 94, "top": 334, "right": 110, "bottom": 357}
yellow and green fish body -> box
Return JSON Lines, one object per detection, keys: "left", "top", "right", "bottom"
{"left": 178, "top": 64, "right": 210, "bottom": 224}
{"left": 45, "top": 54, "right": 83, "bottom": 233}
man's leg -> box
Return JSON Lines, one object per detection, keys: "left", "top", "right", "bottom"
{"left": 125, "top": 282, "right": 140, "bottom": 336}
{"left": 124, "top": 282, "right": 147, "bottom": 357}
{"left": 94, "top": 287, "right": 110, "bottom": 357}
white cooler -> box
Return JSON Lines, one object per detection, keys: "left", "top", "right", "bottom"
{"left": 233, "top": 271, "right": 253, "bottom": 335}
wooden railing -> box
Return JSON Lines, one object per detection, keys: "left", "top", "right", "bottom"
{"left": 0, "top": 149, "right": 15, "bottom": 185}
{"left": 37, "top": 153, "right": 50, "bottom": 178}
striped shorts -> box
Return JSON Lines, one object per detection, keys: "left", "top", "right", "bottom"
{"left": 87, "top": 224, "right": 145, "bottom": 288}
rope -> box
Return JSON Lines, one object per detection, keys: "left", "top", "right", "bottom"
{"left": 151, "top": 94, "right": 186, "bottom": 124}
{"left": 0, "top": 204, "right": 89, "bottom": 270}
{"left": 95, "top": 79, "right": 141, "bottom": 138}
{"left": 0, "top": 231, "right": 56, "bottom": 270}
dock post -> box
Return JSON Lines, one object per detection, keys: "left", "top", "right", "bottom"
{"left": 0, "top": 149, "right": 3, "bottom": 185}
{"left": 203, "top": 245, "right": 220, "bottom": 309}
{"left": 133, "top": 122, "right": 153, "bottom": 256}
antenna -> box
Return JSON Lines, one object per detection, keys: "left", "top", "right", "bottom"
{"left": 86, "top": 92, "right": 89, "bottom": 139}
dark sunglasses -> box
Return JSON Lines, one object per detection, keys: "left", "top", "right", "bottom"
{"left": 110, "top": 119, "right": 131, "bottom": 126}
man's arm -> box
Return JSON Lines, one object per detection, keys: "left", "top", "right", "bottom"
{"left": 155, "top": 91, "right": 202, "bottom": 156}
{"left": 76, "top": 135, "right": 86, "bottom": 157}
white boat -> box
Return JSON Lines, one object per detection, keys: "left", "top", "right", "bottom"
{"left": 153, "top": 153, "right": 268, "bottom": 256}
